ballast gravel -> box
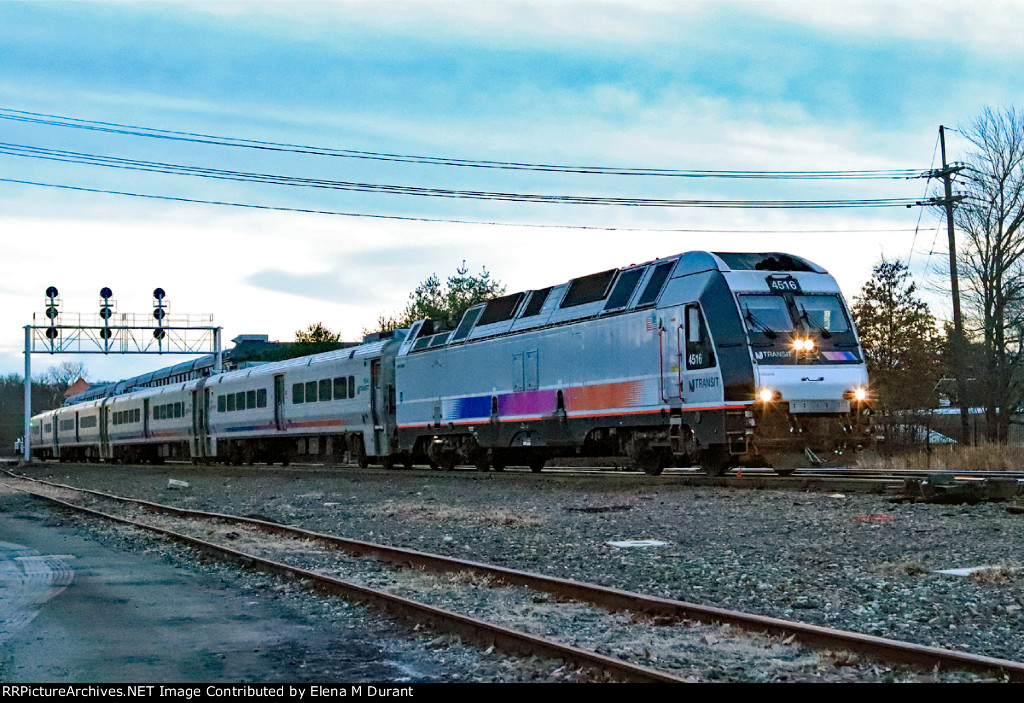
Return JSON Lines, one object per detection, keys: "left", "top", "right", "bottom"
{"left": 12, "top": 462, "right": 1024, "bottom": 682}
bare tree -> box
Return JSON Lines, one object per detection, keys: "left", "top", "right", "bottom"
{"left": 43, "top": 361, "right": 87, "bottom": 391}
{"left": 953, "top": 106, "right": 1024, "bottom": 440}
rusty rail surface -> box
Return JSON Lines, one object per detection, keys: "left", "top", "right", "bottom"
{"left": 1, "top": 475, "right": 686, "bottom": 683}
{"left": 6, "top": 470, "right": 1024, "bottom": 681}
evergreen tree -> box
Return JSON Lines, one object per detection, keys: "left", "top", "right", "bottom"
{"left": 370, "top": 262, "right": 505, "bottom": 333}
{"left": 851, "top": 259, "right": 943, "bottom": 414}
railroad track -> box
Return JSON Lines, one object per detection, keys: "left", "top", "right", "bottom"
{"left": 4, "top": 470, "right": 1023, "bottom": 682}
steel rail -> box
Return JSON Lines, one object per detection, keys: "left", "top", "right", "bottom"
{"left": 6, "top": 471, "right": 1024, "bottom": 681}
{"left": 2, "top": 479, "right": 687, "bottom": 684}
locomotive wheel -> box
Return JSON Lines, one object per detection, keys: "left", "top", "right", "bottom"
{"left": 357, "top": 453, "right": 368, "bottom": 469}
{"left": 528, "top": 454, "right": 545, "bottom": 473}
{"left": 428, "top": 460, "right": 440, "bottom": 470}
{"left": 470, "top": 449, "right": 490, "bottom": 472}
{"left": 441, "top": 453, "right": 457, "bottom": 471}
{"left": 701, "top": 445, "right": 734, "bottom": 477}
{"left": 492, "top": 457, "right": 506, "bottom": 472}
{"left": 402, "top": 454, "right": 415, "bottom": 470}
{"left": 634, "top": 449, "right": 667, "bottom": 476}
{"left": 381, "top": 456, "right": 395, "bottom": 470}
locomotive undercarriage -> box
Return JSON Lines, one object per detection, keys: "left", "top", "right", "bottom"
{"left": 749, "top": 402, "right": 871, "bottom": 475}
{"left": 399, "top": 407, "right": 750, "bottom": 475}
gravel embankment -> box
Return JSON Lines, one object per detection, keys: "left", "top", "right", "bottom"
{"left": 10, "top": 462, "right": 1024, "bottom": 679}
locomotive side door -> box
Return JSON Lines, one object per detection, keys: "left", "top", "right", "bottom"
{"left": 659, "top": 306, "right": 683, "bottom": 402}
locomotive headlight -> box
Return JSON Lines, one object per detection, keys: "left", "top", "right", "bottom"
{"left": 792, "top": 338, "right": 815, "bottom": 352}
{"left": 759, "top": 388, "right": 774, "bottom": 403}
{"left": 854, "top": 388, "right": 867, "bottom": 401}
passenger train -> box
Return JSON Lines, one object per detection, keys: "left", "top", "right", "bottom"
{"left": 31, "top": 251, "right": 870, "bottom": 475}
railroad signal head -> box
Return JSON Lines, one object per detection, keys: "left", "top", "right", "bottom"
{"left": 153, "top": 288, "right": 165, "bottom": 301}
{"left": 100, "top": 328, "right": 112, "bottom": 339}
{"left": 99, "top": 287, "right": 114, "bottom": 320}
{"left": 153, "top": 308, "right": 166, "bottom": 321}
{"left": 44, "top": 286, "right": 60, "bottom": 320}
{"left": 153, "top": 328, "right": 166, "bottom": 340}
{"left": 45, "top": 327, "right": 59, "bottom": 340}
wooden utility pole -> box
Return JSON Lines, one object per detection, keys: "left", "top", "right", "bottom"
{"left": 939, "top": 125, "right": 970, "bottom": 444}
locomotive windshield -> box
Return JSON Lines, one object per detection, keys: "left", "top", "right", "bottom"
{"left": 738, "top": 293, "right": 851, "bottom": 336}
{"left": 793, "top": 295, "right": 850, "bottom": 333}
{"left": 738, "top": 295, "right": 794, "bottom": 336}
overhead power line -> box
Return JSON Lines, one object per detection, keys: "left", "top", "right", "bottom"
{"left": 0, "top": 177, "right": 931, "bottom": 229}
{"left": 0, "top": 107, "right": 932, "bottom": 180}
{"left": 0, "top": 142, "right": 938, "bottom": 209}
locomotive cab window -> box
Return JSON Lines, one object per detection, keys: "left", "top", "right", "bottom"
{"left": 685, "top": 305, "right": 716, "bottom": 370}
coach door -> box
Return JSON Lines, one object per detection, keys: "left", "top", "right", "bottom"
{"left": 99, "top": 402, "right": 110, "bottom": 459}
{"left": 274, "top": 374, "right": 286, "bottom": 430}
{"left": 75, "top": 412, "right": 80, "bottom": 443}
{"left": 370, "top": 360, "right": 385, "bottom": 456}
{"left": 143, "top": 399, "right": 151, "bottom": 440}
{"left": 191, "top": 384, "right": 211, "bottom": 459}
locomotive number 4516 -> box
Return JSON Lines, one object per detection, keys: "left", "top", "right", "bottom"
{"left": 766, "top": 276, "right": 801, "bottom": 293}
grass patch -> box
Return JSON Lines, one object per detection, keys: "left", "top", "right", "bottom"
{"left": 858, "top": 442, "right": 1024, "bottom": 472}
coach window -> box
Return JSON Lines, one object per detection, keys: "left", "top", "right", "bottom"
{"left": 685, "top": 305, "right": 716, "bottom": 370}
{"left": 319, "top": 379, "right": 332, "bottom": 401}
{"left": 235, "top": 392, "right": 245, "bottom": 410}
{"left": 349, "top": 376, "right": 355, "bottom": 397}
{"left": 135, "top": 408, "right": 141, "bottom": 422}
{"left": 227, "top": 393, "right": 236, "bottom": 412}
{"left": 218, "top": 396, "right": 226, "bottom": 412}
{"left": 175, "top": 402, "right": 182, "bottom": 418}
{"left": 305, "top": 381, "right": 318, "bottom": 403}
{"left": 256, "top": 388, "right": 267, "bottom": 408}
{"left": 293, "top": 383, "right": 304, "bottom": 404}
{"left": 246, "top": 390, "right": 256, "bottom": 409}
{"left": 334, "top": 377, "right": 347, "bottom": 400}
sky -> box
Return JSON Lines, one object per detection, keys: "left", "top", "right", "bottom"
{"left": 1, "top": 0, "right": 1021, "bottom": 383}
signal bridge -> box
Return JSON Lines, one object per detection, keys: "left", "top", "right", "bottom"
{"left": 21, "top": 286, "right": 223, "bottom": 461}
